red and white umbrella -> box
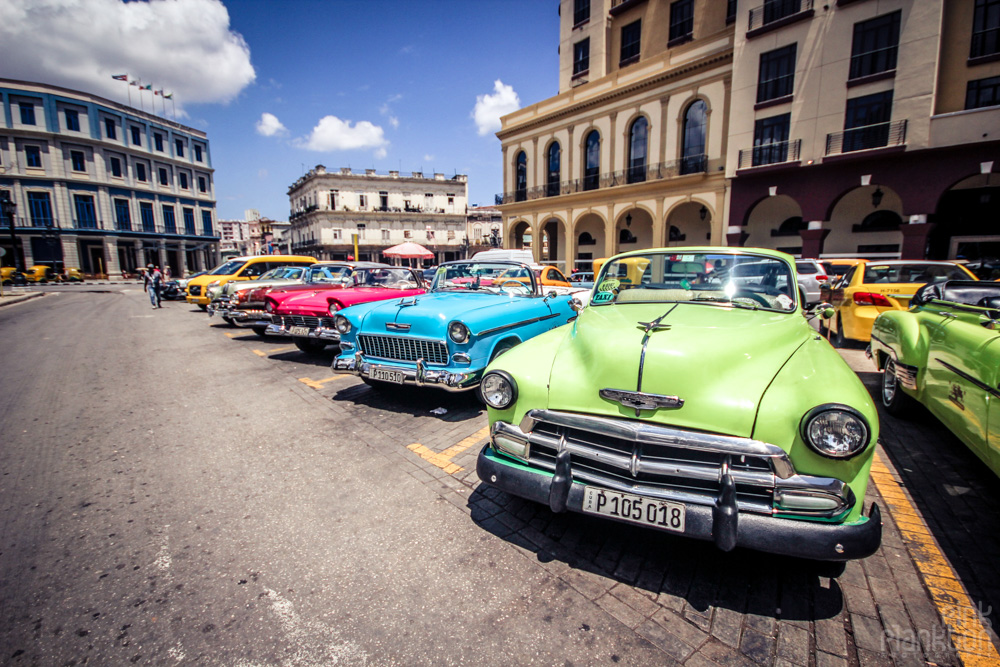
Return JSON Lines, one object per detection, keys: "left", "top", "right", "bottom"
{"left": 381, "top": 242, "right": 435, "bottom": 259}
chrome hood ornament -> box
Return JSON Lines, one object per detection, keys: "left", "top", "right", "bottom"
{"left": 600, "top": 388, "right": 684, "bottom": 413}
{"left": 397, "top": 296, "right": 418, "bottom": 307}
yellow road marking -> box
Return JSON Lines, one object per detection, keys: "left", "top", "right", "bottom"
{"left": 407, "top": 426, "right": 491, "bottom": 474}
{"left": 298, "top": 376, "right": 346, "bottom": 390}
{"left": 253, "top": 346, "right": 295, "bottom": 356}
{"left": 224, "top": 332, "right": 238, "bottom": 338}
{"left": 871, "top": 452, "right": 999, "bottom": 663}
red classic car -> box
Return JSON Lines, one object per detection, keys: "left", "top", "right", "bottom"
{"left": 265, "top": 266, "right": 426, "bottom": 353}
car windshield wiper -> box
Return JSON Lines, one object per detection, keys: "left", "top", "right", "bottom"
{"left": 688, "top": 295, "right": 759, "bottom": 310}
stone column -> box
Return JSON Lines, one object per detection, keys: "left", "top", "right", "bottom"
{"left": 800, "top": 222, "right": 830, "bottom": 259}
{"left": 103, "top": 237, "right": 120, "bottom": 278}
{"left": 179, "top": 241, "right": 188, "bottom": 277}
{"left": 900, "top": 216, "right": 933, "bottom": 259}
{"left": 157, "top": 239, "right": 167, "bottom": 272}
{"left": 61, "top": 235, "right": 80, "bottom": 270}
{"left": 563, "top": 215, "right": 577, "bottom": 274}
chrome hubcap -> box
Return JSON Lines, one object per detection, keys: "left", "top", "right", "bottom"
{"left": 882, "top": 360, "right": 897, "bottom": 405}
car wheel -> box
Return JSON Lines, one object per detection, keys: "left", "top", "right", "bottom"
{"left": 251, "top": 326, "right": 268, "bottom": 337}
{"left": 490, "top": 341, "right": 516, "bottom": 362}
{"left": 882, "top": 359, "right": 916, "bottom": 417}
{"left": 221, "top": 315, "right": 235, "bottom": 326}
{"left": 197, "top": 304, "right": 208, "bottom": 311}
{"left": 293, "top": 338, "right": 328, "bottom": 354}
{"left": 832, "top": 315, "right": 847, "bottom": 348}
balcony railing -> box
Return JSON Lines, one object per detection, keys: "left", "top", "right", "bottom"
{"left": 1, "top": 216, "right": 60, "bottom": 229}
{"left": 825, "top": 119, "right": 907, "bottom": 156}
{"left": 737, "top": 139, "right": 802, "bottom": 170}
{"left": 495, "top": 156, "right": 708, "bottom": 205}
{"left": 748, "top": 0, "right": 813, "bottom": 32}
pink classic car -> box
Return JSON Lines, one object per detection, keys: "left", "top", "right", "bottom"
{"left": 265, "top": 265, "right": 426, "bottom": 353}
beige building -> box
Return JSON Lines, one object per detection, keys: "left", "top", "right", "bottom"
{"left": 496, "top": 0, "right": 737, "bottom": 273}
{"left": 726, "top": 0, "right": 1000, "bottom": 261}
{"left": 286, "top": 166, "right": 469, "bottom": 264}
{"left": 0, "top": 78, "right": 219, "bottom": 277}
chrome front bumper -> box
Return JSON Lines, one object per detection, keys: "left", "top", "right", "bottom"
{"left": 331, "top": 350, "right": 482, "bottom": 391}
{"left": 207, "top": 301, "right": 230, "bottom": 318}
{"left": 229, "top": 309, "right": 271, "bottom": 328}
{"left": 265, "top": 323, "right": 342, "bottom": 342}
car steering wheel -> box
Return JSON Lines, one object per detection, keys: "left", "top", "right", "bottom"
{"left": 733, "top": 290, "right": 770, "bottom": 307}
{"left": 499, "top": 279, "right": 530, "bottom": 295}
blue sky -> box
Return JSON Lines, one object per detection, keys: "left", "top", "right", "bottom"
{"left": 0, "top": 0, "right": 560, "bottom": 219}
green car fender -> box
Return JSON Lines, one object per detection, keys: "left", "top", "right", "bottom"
{"left": 753, "top": 335, "right": 879, "bottom": 523}
{"left": 871, "top": 309, "right": 926, "bottom": 370}
{"left": 482, "top": 323, "right": 570, "bottom": 425}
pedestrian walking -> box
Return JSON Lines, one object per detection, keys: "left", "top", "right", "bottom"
{"left": 143, "top": 263, "right": 162, "bottom": 309}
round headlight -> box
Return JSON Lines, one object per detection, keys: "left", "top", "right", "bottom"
{"left": 328, "top": 302, "right": 341, "bottom": 317}
{"left": 334, "top": 314, "right": 351, "bottom": 334}
{"left": 448, "top": 321, "right": 470, "bottom": 343}
{"left": 480, "top": 371, "right": 517, "bottom": 410}
{"left": 265, "top": 300, "right": 275, "bottom": 313}
{"left": 800, "top": 405, "right": 871, "bottom": 459}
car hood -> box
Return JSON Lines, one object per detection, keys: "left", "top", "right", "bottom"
{"left": 278, "top": 287, "right": 425, "bottom": 316}
{"left": 544, "top": 303, "right": 811, "bottom": 438}
{"left": 358, "top": 292, "right": 533, "bottom": 338}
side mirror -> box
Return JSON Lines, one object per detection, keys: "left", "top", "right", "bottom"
{"left": 806, "top": 303, "right": 835, "bottom": 322}
{"left": 570, "top": 298, "right": 585, "bottom": 313}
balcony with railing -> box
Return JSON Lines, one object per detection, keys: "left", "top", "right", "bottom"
{"left": 825, "top": 119, "right": 907, "bottom": 157}
{"left": 747, "top": 0, "right": 813, "bottom": 35}
{"left": 495, "top": 155, "right": 708, "bottom": 205}
{"left": 737, "top": 139, "right": 802, "bottom": 170}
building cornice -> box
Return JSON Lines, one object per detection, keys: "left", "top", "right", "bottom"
{"left": 497, "top": 50, "right": 734, "bottom": 140}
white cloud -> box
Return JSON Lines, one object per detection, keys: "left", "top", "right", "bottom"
{"left": 388, "top": 116, "right": 399, "bottom": 129}
{"left": 472, "top": 80, "right": 520, "bottom": 136}
{"left": 294, "top": 116, "right": 389, "bottom": 154}
{"left": 256, "top": 112, "right": 287, "bottom": 137}
{"left": 0, "top": 0, "right": 255, "bottom": 107}
{"left": 424, "top": 154, "right": 435, "bottom": 162}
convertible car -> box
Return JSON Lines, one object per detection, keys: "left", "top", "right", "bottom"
{"left": 869, "top": 280, "right": 1000, "bottom": 477}
{"left": 476, "top": 247, "right": 882, "bottom": 561}
{"left": 331, "top": 260, "right": 578, "bottom": 391}
{"left": 266, "top": 266, "right": 425, "bottom": 353}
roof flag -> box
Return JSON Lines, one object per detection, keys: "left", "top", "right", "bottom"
{"left": 163, "top": 92, "right": 173, "bottom": 99}
{"left": 112, "top": 74, "right": 128, "bottom": 81}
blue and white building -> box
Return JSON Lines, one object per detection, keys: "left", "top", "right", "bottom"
{"left": 0, "top": 78, "right": 220, "bottom": 276}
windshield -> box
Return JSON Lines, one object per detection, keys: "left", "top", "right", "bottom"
{"left": 306, "top": 265, "right": 354, "bottom": 284}
{"left": 592, "top": 252, "right": 798, "bottom": 312}
{"left": 862, "top": 263, "right": 970, "bottom": 284}
{"left": 348, "top": 268, "right": 420, "bottom": 288}
{"left": 431, "top": 262, "right": 536, "bottom": 294}
{"left": 210, "top": 260, "right": 246, "bottom": 276}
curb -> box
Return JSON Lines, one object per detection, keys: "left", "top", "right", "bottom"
{"left": 0, "top": 292, "right": 45, "bottom": 308}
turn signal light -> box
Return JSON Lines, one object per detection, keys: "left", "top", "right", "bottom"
{"left": 853, "top": 292, "right": 893, "bottom": 307}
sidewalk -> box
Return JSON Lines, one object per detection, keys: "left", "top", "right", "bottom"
{"left": 0, "top": 290, "right": 45, "bottom": 308}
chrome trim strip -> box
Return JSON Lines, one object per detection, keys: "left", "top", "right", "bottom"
{"left": 935, "top": 358, "right": 1000, "bottom": 399}
{"left": 516, "top": 409, "right": 796, "bottom": 478}
{"left": 599, "top": 388, "right": 684, "bottom": 412}
{"left": 477, "top": 312, "right": 559, "bottom": 337}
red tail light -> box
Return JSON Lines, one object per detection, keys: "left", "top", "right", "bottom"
{"left": 816, "top": 274, "right": 828, "bottom": 282}
{"left": 853, "top": 292, "right": 893, "bottom": 307}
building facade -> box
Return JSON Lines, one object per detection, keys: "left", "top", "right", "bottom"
{"left": 496, "top": 0, "right": 737, "bottom": 273}
{"left": 0, "top": 79, "right": 220, "bottom": 277}
{"left": 725, "top": 0, "right": 1000, "bottom": 261}
{"left": 286, "top": 166, "right": 470, "bottom": 264}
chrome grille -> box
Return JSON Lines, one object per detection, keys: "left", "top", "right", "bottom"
{"left": 274, "top": 315, "right": 332, "bottom": 329}
{"left": 188, "top": 284, "right": 202, "bottom": 296}
{"left": 358, "top": 334, "right": 448, "bottom": 365}
{"left": 523, "top": 411, "right": 779, "bottom": 513}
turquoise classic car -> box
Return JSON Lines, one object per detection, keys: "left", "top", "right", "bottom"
{"left": 331, "top": 260, "right": 578, "bottom": 391}
{"left": 477, "top": 247, "right": 882, "bottom": 561}
{"left": 870, "top": 280, "right": 1000, "bottom": 476}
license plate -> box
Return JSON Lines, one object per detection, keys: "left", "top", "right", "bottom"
{"left": 289, "top": 326, "right": 310, "bottom": 336}
{"left": 582, "top": 488, "right": 685, "bottom": 533}
{"left": 369, "top": 367, "right": 405, "bottom": 384}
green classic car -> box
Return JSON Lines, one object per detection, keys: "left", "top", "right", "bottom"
{"left": 477, "top": 247, "right": 882, "bottom": 561}
{"left": 870, "top": 280, "right": 1000, "bottom": 477}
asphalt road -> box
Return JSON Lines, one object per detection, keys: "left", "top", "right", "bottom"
{"left": 0, "top": 289, "right": 660, "bottom": 665}
{"left": 2, "top": 288, "right": 997, "bottom": 666}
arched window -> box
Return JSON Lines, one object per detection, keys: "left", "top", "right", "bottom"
{"left": 772, "top": 216, "right": 806, "bottom": 237}
{"left": 681, "top": 100, "right": 707, "bottom": 175}
{"left": 619, "top": 228, "right": 637, "bottom": 244}
{"left": 669, "top": 225, "right": 687, "bottom": 242}
{"left": 515, "top": 151, "right": 527, "bottom": 202}
{"left": 627, "top": 117, "right": 648, "bottom": 184}
{"left": 578, "top": 231, "right": 596, "bottom": 246}
{"left": 584, "top": 130, "right": 600, "bottom": 191}
{"left": 547, "top": 142, "right": 561, "bottom": 197}
{"left": 856, "top": 210, "right": 902, "bottom": 232}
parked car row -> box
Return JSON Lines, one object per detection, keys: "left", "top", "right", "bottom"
{"left": 183, "top": 247, "right": 891, "bottom": 562}
{"left": 2, "top": 265, "right": 84, "bottom": 285}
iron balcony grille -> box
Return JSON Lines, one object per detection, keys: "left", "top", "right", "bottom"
{"left": 748, "top": 0, "right": 813, "bottom": 32}
{"left": 738, "top": 139, "right": 802, "bottom": 169}
{"left": 825, "top": 119, "right": 907, "bottom": 156}
{"left": 524, "top": 414, "right": 779, "bottom": 513}
{"left": 358, "top": 334, "right": 449, "bottom": 365}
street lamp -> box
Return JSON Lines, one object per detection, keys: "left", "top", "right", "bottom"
{"left": 2, "top": 195, "right": 19, "bottom": 271}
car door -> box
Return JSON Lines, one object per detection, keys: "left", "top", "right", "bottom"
{"left": 924, "top": 307, "right": 1000, "bottom": 465}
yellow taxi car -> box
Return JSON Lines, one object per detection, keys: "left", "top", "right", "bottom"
{"left": 185, "top": 255, "right": 316, "bottom": 309}
{"left": 823, "top": 259, "right": 977, "bottom": 346}
{"left": 1, "top": 266, "right": 27, "bottom": 285}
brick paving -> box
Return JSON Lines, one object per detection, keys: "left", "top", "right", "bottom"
{"left": 227, "top": 325, "right": 1000, "bottom": 666}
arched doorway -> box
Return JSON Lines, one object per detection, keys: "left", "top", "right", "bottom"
{"left": 929, "top": 172, "right": 1000, "bottom": 260}
{"left": 615, "top": 209, "right": 652, "bottom": 254}
{"left": 826, "top": 185, "right": 902, "bottom": 258}
{"left": 509, "top": 220, "right": 532, "bottom": 252}
{"left": 666, "top": 202, "right": 712, "bottom": 247}
{"left": 573, "top": 213, "right": 605, "bottom": 273}
{"left": 744, "top": 195, "right": 803, "bottom": 252}
{"left": 540, "top": 218, "right": 565, "bottom": 269}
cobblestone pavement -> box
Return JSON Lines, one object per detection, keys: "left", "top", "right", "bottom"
{"left": 213, "top": 316, "right": 1000, "bottom": 667}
